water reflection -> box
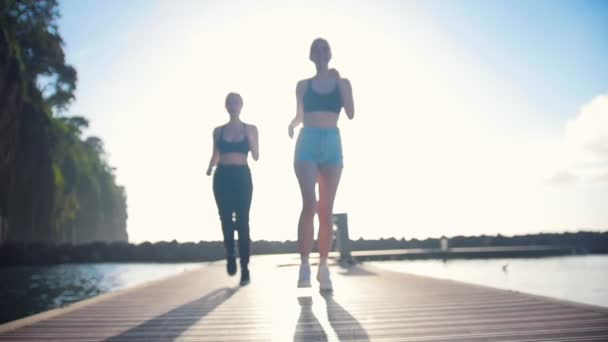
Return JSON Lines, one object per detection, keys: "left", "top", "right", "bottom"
{"left": 370, "top": 255, "right": 608, "bottom": 308}
{"left": 0, "top": 262, "right": 203, "bottom": 324}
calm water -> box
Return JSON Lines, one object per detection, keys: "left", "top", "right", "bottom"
{"left": 0, "top": 262, "right": 205, "bottom": 324}
{"left": 370, "top": 255, "right": 608, "bottom": 308}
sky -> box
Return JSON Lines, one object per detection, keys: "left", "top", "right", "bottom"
{"left": 57, "top": 0, "right": 608, "bottom": 243}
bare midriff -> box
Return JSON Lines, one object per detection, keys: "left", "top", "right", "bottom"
{"left": 303, "top": 111, "right": 339, "bottom": 128}
{"left": 218, "top": 153, "right": 248, "bottom": 165}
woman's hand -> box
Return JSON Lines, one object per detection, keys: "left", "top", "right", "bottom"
{"left": 288, "top": 123, "right": 294, "bottom": 139}
{"left": 207, "top": 127, "right": 220, "bottom": 176}
{"left": 246, "top": 124, "right": 260, "bottom": 161}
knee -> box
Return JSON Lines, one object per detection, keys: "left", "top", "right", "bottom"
{"left": 317, "top": 204, "right": 332, "bottom": 222}
{"left": 301, "top": 199, "right": 317, "bottom": 217}
{"left": 219, "top": 211, "right": 233, "bottom": 224}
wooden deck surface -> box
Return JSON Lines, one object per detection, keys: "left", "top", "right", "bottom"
{"left": 1, "top": 254, "right": 607, "bottom": 341}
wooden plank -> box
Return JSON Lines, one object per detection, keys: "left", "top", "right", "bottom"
{"left": 0, "top": 255, "right": 606, "bottom": 341}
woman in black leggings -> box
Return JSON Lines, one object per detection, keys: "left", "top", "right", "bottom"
{"left": 206, "top": 92, "right": 259, "bottom": 286}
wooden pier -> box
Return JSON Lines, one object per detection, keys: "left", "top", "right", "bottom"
{"left": 1, "top": 254, "right": 607, "bottom": 341}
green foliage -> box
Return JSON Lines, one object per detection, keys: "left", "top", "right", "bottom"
{"left": 3, "top": 0, "right": 76, "bottom": 112}
{"left": 51, "top": 115, "right": 129, "bottom": 243}
{"left": 1, "top": 0, "right": 128, "bottom": 244}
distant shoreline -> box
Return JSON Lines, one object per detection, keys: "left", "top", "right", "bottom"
{"left": 350, "top": 245, "right": 593, "bottom": 262}
{"left": 1, "top": 231, "right": 606, "bottom": 266}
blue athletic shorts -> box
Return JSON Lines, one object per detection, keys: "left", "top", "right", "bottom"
{"left": 294, "top": 127, "right": 343, "bottom": 166}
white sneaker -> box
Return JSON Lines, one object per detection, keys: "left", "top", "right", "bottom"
{"left": 317, "top": 264, "right": 333, "bottom": 291}
{"left": 297, "top": 263, "right": 311, "bottom": 288}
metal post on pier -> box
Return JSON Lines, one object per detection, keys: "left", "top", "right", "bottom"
{"left": 440, "top": 236, "right": 449, "bottom": 251}
{"left": 332, "top": 213, "right": 353, "bottom": 264}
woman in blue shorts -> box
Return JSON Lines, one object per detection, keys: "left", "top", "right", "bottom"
{"left": 288, "top": 38, "right": 355, "bottom": 291}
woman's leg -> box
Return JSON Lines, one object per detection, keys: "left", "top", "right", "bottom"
{"left": 316, "top": 164, "right": 342, "bottom": 291}
{"left": 235, "top": 167, "right": 253, "bottom": 272}
{"left": 295, "top": 160, "right": 318, "bottom": 287}
{"left": 317, "top": 165, "right": 343, "bottom": 261}
{"left": 213, "top": 168, "right": 237, "bottom": 275}
{"left": 294, "top": 160, "right": 319, "bottom": 258}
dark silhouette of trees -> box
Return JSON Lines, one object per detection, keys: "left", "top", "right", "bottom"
{"left": 0, "top": 231, "right": 605, "bottom": 265}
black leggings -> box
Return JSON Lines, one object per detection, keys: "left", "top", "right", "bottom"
{"left": 213, "top": 165, "right": 252, "bottom": 268}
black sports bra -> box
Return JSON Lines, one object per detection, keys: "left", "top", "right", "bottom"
{"left": 302, "top": 79, "right": 342, "bottom": 114}
{"left": 217, "top": 125, "right": 249, "bottom": 154}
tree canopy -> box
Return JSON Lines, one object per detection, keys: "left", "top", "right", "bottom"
{"left": 1, "top": 0, "right": 128, "bottom": 244}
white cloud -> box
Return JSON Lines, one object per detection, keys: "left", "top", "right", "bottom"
{"left": 551, "top": 92, "right": 608, "bottom": 184}
{"left": 548, "top": 170, "right": 580, "bottom": 185}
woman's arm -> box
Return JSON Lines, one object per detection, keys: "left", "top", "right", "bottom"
{"left": 288, "top": 80, "right": 306, "bottom": 138}
{"left": 206, "top": 127, "right": 220, "bottom": 176}
{"left": 247, "top": 124, "right": 259, "bottom": 161}
{"left": 339, "top": 78, "right": 354, "bottom": 119}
